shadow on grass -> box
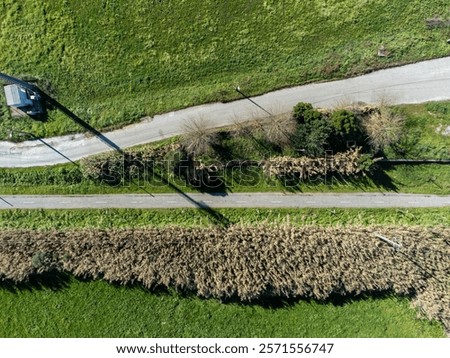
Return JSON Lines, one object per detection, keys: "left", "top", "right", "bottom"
{"left": 0, "top": 272, "right": 412, "bottom": 310}
{"left": 270, "top": 170, "right": 398, "bottom": 193}
{"left": 0, "top": 270, "right": 71, "bottom": 294}
{"left": 1, "top": 73, "right": 230, "bottom": 227}
{"left": 46, "top": 91, "right": 230, "bottom": 227}
{"left": 369, "top": 163, "right": 399, "bottom": 192}
{"left": 224, "top": 290, "right": 413, "bottom": 309}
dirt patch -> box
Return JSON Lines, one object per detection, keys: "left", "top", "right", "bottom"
{"left": 435, "top": 125, "right": 450, "bottom": 136}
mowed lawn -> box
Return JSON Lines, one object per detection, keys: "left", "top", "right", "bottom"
{"left": 1, "top": 1, "right": 450, "bottom": 138}
{"left": 0, "top": 277, "right": 444, "bottom": 338}
{"left": 1, "top": 208, "right": 450, "bottom": 230}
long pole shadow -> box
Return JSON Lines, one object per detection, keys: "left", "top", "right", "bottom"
{"left": 153, "top": 171, "right": 230, "bottom": 227}
{"left": 1, "top": 71, "right": 123, "bottom": 154}
{"left": 0, "top": 196, "right": 13, "bottom": 207}
{"left": 1, "top": 72, "right": 229, "bottom": 225}
{"left": 236, "top": 87, "right": 272, "bottom": 116}
{"left": 40, "top": 93, "right": 125, "bottom": 155}
{"left": 39, "top": 86, "right": 230, "bottom": 224}
{"left": 32, "top": 135, "right": 78, "bottom": 167}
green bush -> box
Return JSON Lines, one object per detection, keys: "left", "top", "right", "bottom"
{"left": 292, "top": 102, "right": 314, "bottom": 124}
{"left": 292, "top": 109, "right": 332, "bottom": 156}
{"left": 330, "top": 109, "right": 363, "bottom": 151}
{"left": 331, "top": 109, "right": 359, "bottom": 136}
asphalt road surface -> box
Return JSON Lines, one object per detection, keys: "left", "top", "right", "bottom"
{"left": 1, "top": 56, "right": 450, "bottom": 168}
{"left": 1, "top": 193, "right": 449, "bottom": 209}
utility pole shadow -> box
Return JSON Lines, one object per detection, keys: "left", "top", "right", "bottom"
{"left": 1, "top": 72, "right": 229, "bottom": 225}
{"left": 0, "top": 196, "right": 13, "bottom": 207}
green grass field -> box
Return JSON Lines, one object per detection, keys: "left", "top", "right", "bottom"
{"left": 386, "top": 102, "right": 450, "bottom": 159}
{"left": 1, "top": 1, "right": 449, "bottom": 139}
{"left": 1, "top": 208, "right": 448, "bottom": 229}
{"left": 0, "top": 163, "right": 448, "bottom": 195}
{"left": 0, "top": 277, "right": 444, "bottom": 338}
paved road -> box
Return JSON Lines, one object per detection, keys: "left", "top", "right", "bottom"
{"left": 2, "top": 56, "right": 450, "bottom": 168}
{"left": 1, "top": 193, "right": 449, "bottom": 209}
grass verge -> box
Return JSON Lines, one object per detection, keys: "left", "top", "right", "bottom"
{"left": 0, "top": 276, "right": 444, "bottom": 338}
{"left": 0, "top": 163, "right": 448, "bottom": 195}
{"left": 0, "top": 208, "right": 448, "bottom": 229}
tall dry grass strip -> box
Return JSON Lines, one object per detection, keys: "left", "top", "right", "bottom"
{"left": 0, "top": 225, "right": 448, "bottom": 330}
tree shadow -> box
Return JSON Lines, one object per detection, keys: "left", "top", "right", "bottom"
{"left": 369, "top": 162, "right": 399, "bottom": 192}
{"left": 272, "top": 172, "right": 391, "bottom": 193}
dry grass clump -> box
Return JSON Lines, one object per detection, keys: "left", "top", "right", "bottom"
{"left": 362, "top": 107, "right": 405, "bottom": 151}
{"left": 262, "top": 148, "right": 367, "bottom": 179}
{"left": 261, "top": 112, "right": 297, "bottom": 147}
{"left": 0, "top": 225, "right": 448, "bottom": 330}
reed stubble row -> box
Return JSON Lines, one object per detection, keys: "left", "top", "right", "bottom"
{"left": 0, "top": 225, "right": 448, "bottom": 330}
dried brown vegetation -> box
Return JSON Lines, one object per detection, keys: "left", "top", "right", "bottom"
{"left": 362, "top": 107, "right": 405, "bottom": 151}
{"left": 0, "top": 225, "right": 448, "bottom": 330}
{"left": 181, "top": 117, "right": 218, "bottom": 156}
{"left": 262, "top": 148, "right": 370, "bottom": 179}
{"left": 262, "top": 112, "right": 297, "bottom": 147}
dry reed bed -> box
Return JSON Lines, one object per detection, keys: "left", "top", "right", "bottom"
{"left": 261, "top": 148, "right": 368, "bottom": 178}
{"left": 0, "top": 225, "right": 448, "bottom": 329}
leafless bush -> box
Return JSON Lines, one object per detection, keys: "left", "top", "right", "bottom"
{"left": 332, "top": 100, "right": 377, "bottom": 118}
{"left": 362, "top": 106, "right": 405, "bottom": 151}
{"left": 262, "top": 112, "right": 297, "bottom": 147}
{"left": 230, "top": 114, "right": 254, "bottom": 138}
{"left": 181, "top": 117, "right": 218, "bottom": 156}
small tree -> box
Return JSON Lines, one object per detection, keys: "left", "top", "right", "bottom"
{"left": 329, "top": 109, "right": 363, "bottom": 151}
{"left": 263, "top": 113, "right": 297, "bottom": 147}
{"left": 292, "top": 110, "right": 332, "bottom": 157}
{"left": 181, "top": 117, "right": 218, "bottom": 157}
{"left": 331, "top": 109, "right": 359, "bottom": 136}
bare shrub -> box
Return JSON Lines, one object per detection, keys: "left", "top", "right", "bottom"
{"left": 230, "top": 113, "right": 255, "bottom": 138}
{"left": 181, "top": 117, "right": 218, "bottom": 156}
{"left": 362, "top": 107, "right": 405, "bottom": 151}
{"left": 332, "top": 100, "right": 377, "bottom": 118}
{"left": 262, "top": 112, "right": 297, "bottom": 147}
